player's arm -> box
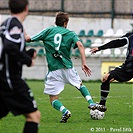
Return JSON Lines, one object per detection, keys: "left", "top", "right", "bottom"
{"left": 90, "top": 36, "right": 127, "bottom": 54}
{"left": 4, "top": 18, "right": 32, "bottom": 67}
{"left": 4, "top": 35, "right": 33, "bottom": 67}
{"left": 25, "top": 29, "right": 46, "bottom": 42}
{"left": 76, "top": 41, "right": 91, "bottom": 77}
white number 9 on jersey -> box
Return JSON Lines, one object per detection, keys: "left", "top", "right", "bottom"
{"left": 54, "top": 33, "right": 62, "bottom": 51}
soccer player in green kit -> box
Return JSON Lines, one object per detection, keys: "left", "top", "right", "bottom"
{"left": 25, "top": 12, "right": 105, "bottom": 123}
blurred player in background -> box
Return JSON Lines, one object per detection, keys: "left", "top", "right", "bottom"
{"left": 90, "top": 32, "right": 133, "bottom": 110}
{"left": 25, "top": 11, "right": 105, "bottom": 123}
{"left": 0, "top": 0, "right": 40, "bottom": 133}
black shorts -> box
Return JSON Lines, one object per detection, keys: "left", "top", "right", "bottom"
{"left": 109, "top": 66, "right": 133, "bottom": 82}
{"left": 0, "top": 78, "right": 37, "bottom": 118}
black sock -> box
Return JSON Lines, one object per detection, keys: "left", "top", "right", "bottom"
{"left": 23, "top": 121, "right": 39, "bottom": 133}
{"left": 99, "top": 80, "right": 110, "bottom": 106}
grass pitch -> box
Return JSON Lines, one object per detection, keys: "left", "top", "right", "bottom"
{"left": 0, "top": 81, "right": 132, "bottom": 133}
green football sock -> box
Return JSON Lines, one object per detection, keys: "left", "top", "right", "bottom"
{"left": 52, "top": 100, "right": 67, "bottom": 114}
{"left": 80, "top": 85, "right": 94, "bottom": 104}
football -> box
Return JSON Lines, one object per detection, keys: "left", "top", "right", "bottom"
{"left": 90, "top": 109, "right": 105, "bottom": 120}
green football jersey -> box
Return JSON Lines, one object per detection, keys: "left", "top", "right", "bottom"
{"left": 31, "top": 26, "right": 80, "bottom": 71}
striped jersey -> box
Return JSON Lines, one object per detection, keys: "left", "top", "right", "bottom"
{"left": 0, "top": 17, "right": 32, "bottom": 87}
{"left": 31, "top": 26, "right": 80, "bottom": 71}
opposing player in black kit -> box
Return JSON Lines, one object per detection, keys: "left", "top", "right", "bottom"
{"left": 90, "top": 32, "right": 133, "bottom": 111}
{"left": 0, "top": 0, "right": 40, "bottom": 133}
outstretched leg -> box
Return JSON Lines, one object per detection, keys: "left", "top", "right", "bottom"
{"left": 99, "top": 73, "right": 114, "bottom": 106}
{"left": 79, "top": 85, "right": 95, "bottom": 105}
{"left": 79, "top": 85, "right": 106, "bottom": 111}
{"left": 50, "top": 95, "right": 71, "bottom": 123}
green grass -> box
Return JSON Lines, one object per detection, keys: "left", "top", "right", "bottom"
{"left": 0, "top": 81, "right": 132, "bottom": 133}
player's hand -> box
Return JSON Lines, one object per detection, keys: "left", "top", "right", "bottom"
{"left": 32, "top": 50, "right": 37, "bottom": 59}
{"left": 24, "top": 30, "right": 31, "bottom": 42}
{"left": 102, "top": 73, "right": 109, "bottom": 82}
{"left": 90, "top": 47, "right": 99, "bottom": 54}
{"left": 82, "top": 64, "right": 92, "bottom": 77}
{"left": 102, "top": 73, "right": 114, "bottom": 82}
{"left": 30, "top": 60, "right": 35, "bottom": 66}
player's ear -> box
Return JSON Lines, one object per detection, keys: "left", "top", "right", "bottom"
{"left": 64, "top": 22, "right": 68, "bottom": 28}
{"left": 24, "top": 5, "right": 29, "bottom": 14}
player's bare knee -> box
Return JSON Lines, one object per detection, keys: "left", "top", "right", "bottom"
{"left": 49, "top": 95, "right": 58, "bottom": 104}
{"left": 35, "top": 110, "right": 41, "bottom": 121}
{"left": 25, "top": 110, "right": 41, "bottom": 123}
